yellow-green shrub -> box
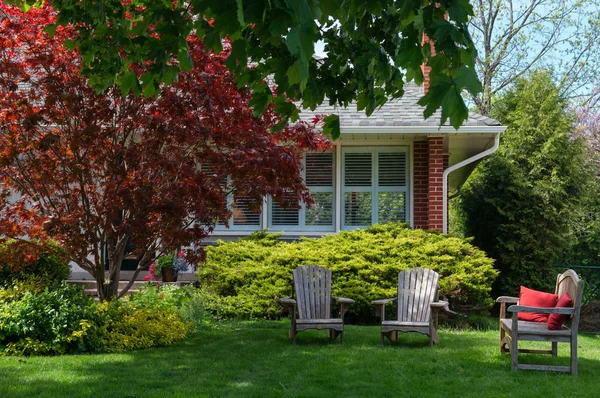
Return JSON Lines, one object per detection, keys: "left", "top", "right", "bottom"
{"left": 98, "top": 301, "right": 188, "bottom": 352}
{"left": 198, "top": 223, "right": 498, "bottom": 321}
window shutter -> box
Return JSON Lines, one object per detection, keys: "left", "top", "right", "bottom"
{"left": 271, "top": 192, "right": 300, "bottom": 226}
{"left": 377, "top": 151, "right": 407, "bottom": 223}
{"left": 202, "top": 164, "right": 262, "bottom": 229}
{"left": 344, "top": 153, "right": 372, "bottom": 186}
{"left": 343, "top": 152, "right": 373, "bottom": 227}
{"left": 378, "top": 152, "right": 406, "bottom": 186}
{"left": 232, "top": 197, "right": 261, "bottom": 226}
{"left": 305, "top": 153, "right": 334, "bottom": 227}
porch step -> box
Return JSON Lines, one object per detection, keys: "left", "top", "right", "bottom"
{"left": 68, "top": 280, "right": 147, "bottom": 290}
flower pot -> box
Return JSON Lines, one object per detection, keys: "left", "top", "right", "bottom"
{"left": 161, "top": 267, "right": 177, "bottom": 282}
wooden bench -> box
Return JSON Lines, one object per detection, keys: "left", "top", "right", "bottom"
{"left": 497, "top": 269, "right": 584, "bottom": 374}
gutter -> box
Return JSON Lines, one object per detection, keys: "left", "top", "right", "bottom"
{"left": 442, "top": 133, "right": 502, "bottom": 234}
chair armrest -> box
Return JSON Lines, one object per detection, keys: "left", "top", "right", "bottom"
{"left": 507, "top": 305, "right": 574, "bottom": 315}
{"left": 371, "top": 298, "right": 398, "bottom": 305}
{"left": 496, "top": 296, "right": 519, "bottom": 304}
{"left": 430, "top": 300, "right": 456, "bottom": 314}
{"left": 279, "top": 297, "right": 296, "bottom": 306}
{"left": 333, "top": 297, "right": 354, "bottom": 318}
{"left": 334, "top": 297, "right": 355, "bottom": 304}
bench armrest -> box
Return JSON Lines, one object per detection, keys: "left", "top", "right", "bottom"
{"left": 496, "top": 296, "right": 519, "bottom": 304}
{"left": 507, "top": 305, "right": 574, "bottom": 315}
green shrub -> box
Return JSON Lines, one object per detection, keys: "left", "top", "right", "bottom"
{"left": 198, "top": 223, "right": 498, "bottom": 322}
{"left": 0, "top": 240, "right": 71, "bottom": 290}
{"left": 0, "top": 283, "right": 101, "bottom": 355}
{"left": 129, "top": 283, "right": 206, "bottom": 332}
{"left": 97, "top": 300, "right": 188, "bottom": 352}
{"left": 0, "top": 282, "right": 192, "bottom": 355}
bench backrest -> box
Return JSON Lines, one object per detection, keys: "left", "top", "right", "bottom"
{"left": 397, "top": 267, "right": 439, "bottom": 322}
{"left": 555, "top": 269, "right": 584, "bottom": 333}
{"left": 293, "top": 264, "right": 332, "bottom": 320}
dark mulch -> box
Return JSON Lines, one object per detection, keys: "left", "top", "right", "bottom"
{"left": 580, "top": 300, "right": 600, "bottom": 332}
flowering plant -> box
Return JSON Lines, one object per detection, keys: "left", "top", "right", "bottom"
{"left": 144, "top": 252, "right": 189, "bottom": 281}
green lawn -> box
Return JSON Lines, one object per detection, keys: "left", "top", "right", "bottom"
{"left": 1, "top": 321, "right": 599, "bottom": 397}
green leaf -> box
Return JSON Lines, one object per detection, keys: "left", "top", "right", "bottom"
{"left": 440, "top": 86, "right": 468, "bottom": 129}
{"left": 226, "top": 40, "right": 247, "bottom": 72}
{"left": 118, "top": 70, "right": 139, "bottom": 96}
{"left": 236, "top": 0, "right": 245, "bottom": 26}
{"left": 448, "top": 0, "right": 474, "bottom": 24}
{"left": 162, "top": 65, "right": 179, "bottom": 86}
{"left": 43, "top": 24, "right": 58, "bottom": 37}
{"left": 322, "top": 114, "right": 340, "bottom": 139}
{"left": 63, "top": 39, "right": 76, "bottom": 51}
{"left": 177, "top": 50, "right": 193, "bottom": 72}
{"left": 248, "top": 87, "right": 272, "bottom": 117}
{"left": 454, "top": 66, "right": 482, "bottom": 95}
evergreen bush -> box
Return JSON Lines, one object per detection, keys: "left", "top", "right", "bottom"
{"left": 198, "top": 223, "right": 497, "bottom": 322}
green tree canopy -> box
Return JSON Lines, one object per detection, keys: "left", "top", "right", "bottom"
{"left": 7, "top": 0, "right": 482, "bottom": 137}
{"left": 458, "top": 70, "right": 597, "bottom": 296}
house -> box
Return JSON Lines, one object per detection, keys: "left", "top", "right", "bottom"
{"left": 206, "top": 80, "right": 505, "bottom": 244}
{"left": 73, "top": 76, "right": 506, "bottom": 280}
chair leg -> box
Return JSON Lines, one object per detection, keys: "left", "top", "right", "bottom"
{"left": 340, "top": 329, "right": 344, "bottom": 344}
{"left": 510, "top": 334, "right": 518, "bottom": 371}
{"left": 291, "top": 329, "right": 297, "bottom": 345}
{"left": 570, "top": 337, "right": 578, "bottom": 375}
{"left": 500, "top": 326, "right": 506, "bottom": 355}
{"left": 551, "top": 342, "right": 558, "bottom": 358}
{"left": 380, "top": 332, "right": 385, "bottom": 345}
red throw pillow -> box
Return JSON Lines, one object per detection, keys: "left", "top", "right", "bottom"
{"left": 547, "top": 292, "right": 573, "bottom": 330}
{"left": 518, "top": 286, "right": 558, "bottom": 322}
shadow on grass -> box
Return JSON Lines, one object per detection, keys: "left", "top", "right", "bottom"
{"left": 1, "top": 321, "right": 598, "bottom": 398}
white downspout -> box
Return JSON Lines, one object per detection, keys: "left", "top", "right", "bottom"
{"left": 442, "top": 133, "right": 501, "bottom": 234}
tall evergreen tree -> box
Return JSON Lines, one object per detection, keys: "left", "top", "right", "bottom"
{"left": 458, "top": 70, "right": 596, "bottom": 296}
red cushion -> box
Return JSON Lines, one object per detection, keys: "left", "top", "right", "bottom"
{"left": 547, "top": 292, "right": 573, "bottom": 330}
{"left": 518, "top": 286, "right": 558, "bottom": 322}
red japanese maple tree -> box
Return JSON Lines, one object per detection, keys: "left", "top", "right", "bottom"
{"left": 0, "top": 5, "right": 329, "bottom": 300}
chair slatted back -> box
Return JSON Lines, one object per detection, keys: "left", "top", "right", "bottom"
{"left": 293, "top": 264, "right": 332, "bottom": 320}
{"left": 397, "top": 268, "right": 439, "bottom": 322}
{"left": 555, "top": 269, "right": 584, "bottom": 331}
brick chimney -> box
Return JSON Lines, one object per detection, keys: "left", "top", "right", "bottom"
{"left": 421, "top": 12, "right": 447, "bottom": 95}
{"left": 421, "top": 33, "right": 435, "bottom": 95}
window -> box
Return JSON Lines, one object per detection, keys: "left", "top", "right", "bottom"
{"left": 342, "top": 147, "right": 408, "bottom": 229}
{"left": 268, "top": 151, "right": 335, "bottom": 231}
{"left": 202, "top": 165, "right": 262, "bottom": 231}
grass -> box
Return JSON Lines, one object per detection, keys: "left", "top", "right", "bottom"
{"left": 0, "top": 321, "right": 599, "bottom": 398}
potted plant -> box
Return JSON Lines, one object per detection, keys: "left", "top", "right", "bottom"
{"left": 146, "top": 252, "right": 189, "bottom": 282}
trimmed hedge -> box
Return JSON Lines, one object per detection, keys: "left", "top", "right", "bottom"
{"left": 198, "top": 223, "right": 498, "bottom": 321}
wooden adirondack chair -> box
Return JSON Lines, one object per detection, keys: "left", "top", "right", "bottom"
{"left": 372, "top": 268, "right": 450, "bottom": 346}
{"left": 280, "top": 265, "right": 354, "bottom": 344}
{"left": 497, "top": 269, "right": 584, "bottom": 374}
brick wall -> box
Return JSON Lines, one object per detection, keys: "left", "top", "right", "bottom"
{"left": 427, "top": 137, "right": 444, "bottom": 231}
{"left": 413, "top": 141, "right": 429, "bottom": 229}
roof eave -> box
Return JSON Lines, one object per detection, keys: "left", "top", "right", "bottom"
{"left": 337, "top": 125, "right": 506, "bottom": 134}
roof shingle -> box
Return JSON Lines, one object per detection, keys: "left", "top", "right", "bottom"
{"left": 297, "top": 83, "right": 501, "bottom": 128}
